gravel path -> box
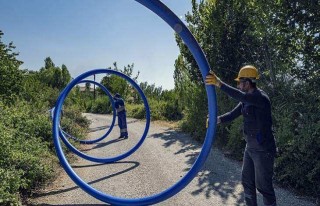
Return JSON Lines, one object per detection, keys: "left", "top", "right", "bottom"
{"left": 29, "top": 113, "right": 316, "bottom": 206}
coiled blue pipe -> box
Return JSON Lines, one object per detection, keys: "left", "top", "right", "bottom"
{"left": 55, "top": 69, "right": 150, "bottom": 163}
{"left": 52, "top": 0, "right": 217, "bottom": 205}
{"left": 61, "top": 79, "right": 116, "bottom": 144}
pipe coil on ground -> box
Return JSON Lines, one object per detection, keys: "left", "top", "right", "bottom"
{"left": 56, "top": 69, "right": 151, "bottom": 163}
{"left": 52, "top": 0, "right": 218, "bottom": 205}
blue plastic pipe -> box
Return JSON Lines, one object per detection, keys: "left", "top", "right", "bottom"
{"left": 61, "top": 79, "right": 116, "bottom": 144}
{"left": 52, "top": 0, "right": 218, "bottom": 205}
{"left": 55, "top": 69, "right": 150, "bottom": 163}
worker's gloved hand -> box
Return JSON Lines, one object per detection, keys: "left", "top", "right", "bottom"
{"left": 206, "top": 115, "right": 221, "bottom": 128}
{"left": 205, "top": 70, "right": 221, "bottom": 87}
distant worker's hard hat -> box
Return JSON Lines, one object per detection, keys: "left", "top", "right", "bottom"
{"left": 234, "top": 65, "right": 260, "bottom": 82}
{"left": 114, "top": 93, "right": 121, "bottom": 98}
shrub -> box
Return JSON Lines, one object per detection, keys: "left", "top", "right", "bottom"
{"left": 0, "top": 113, "right": 56, "bottom": 205}
{"left": 0, "top": 168, "right": 22, "bottom": 205}
{"left": 148, "top": 99, "right": 165, "bottom": 120}
{"left": 161, "top": 100, "right": 183, "bottom": 120}
{"left": 60, "top": 106, "right": 90, "bottom": 140}
{"left": 89, "top": 96, "right": 112, "bottom": 114}
{"left": 178, "top": 84, "right": 207, "bottom": 142}
{"left": 275, "top": 115, "right": 320, "bottom": 197}
{"left": 125, "top": 98, "right": 182, "bottom": 121}
{"left": 148, "top": 98, "right": 182, "bottom": 121}
{"left": 0, "top": 99, "right": 89, "bottom": 205}
{"left": 224, "top": 117, "right": 246, "bottom": 160}
{"left": 126, "top": 103, "right": 146, "bottom": 119}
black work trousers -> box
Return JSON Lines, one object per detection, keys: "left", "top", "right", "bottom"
{"left": 242, "top": 149, "right": 277, "bottom": 206}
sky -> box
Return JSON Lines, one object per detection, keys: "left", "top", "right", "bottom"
{"left": 0, "top": 0, "right": 195, "bottom": 90}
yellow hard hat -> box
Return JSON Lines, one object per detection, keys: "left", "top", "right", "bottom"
{"left": 234, "top": 65, "right": 259, "bottom": 81}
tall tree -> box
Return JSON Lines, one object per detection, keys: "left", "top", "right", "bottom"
{"left": 100, "top": 62, "right": 139, "bottom": 98}
{"left": 44, "top": 57, "right": 55, "bottom": 70}
{"left": 38, "top": 57, "right": 72, "bottom": 90}
{"left": 61, "top": 64, "right": 71, "bottom": 88}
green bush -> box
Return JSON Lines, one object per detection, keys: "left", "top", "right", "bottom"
{"left": 275, "top": 114, "right": 320, "bottom": 197}
{"left": 224, "top": 117, "right": 246, "bottom": 160}
{"left": 125, "top": 98, "right": 182, "bottom": 121}
{"left": 59, "top": 106, "right": 90, "bottom": 141}
{"left": 0, "top": 168, "right": 22, "bottom": 205}
{"left": 1, "top": 101, "right": 53, "bottom": 148}
{"left": 126, "top": 103, "right": 146, "bottom": 119}
{"left": 148, "top": 98, "right": 182, "bottom": 121}
{"left": 178, "top": 84, "right": 207, "bottom": 142}
{"left": 148, "top": 99, "right": 165, "bottom": 120}
{"left": 0, "top": 112, "right": 56, "bottom": 205}
{"left": 89, "top": 96, "right": 112, "bottom": 114}
{"left": 162, "top": 100, "right": 183, "bottom": 120}
{"left": 0, "top": 99, "right": 89, "bottom": 205}
{"left": 0, "top": 34, "right": 90, "bottom": 205}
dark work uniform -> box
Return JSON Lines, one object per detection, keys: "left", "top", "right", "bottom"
{"left": 114, "top": 97, "right": 128, "bottom": 138}
{"left": 219, "top": 83, "right": 277, "bottom": 206}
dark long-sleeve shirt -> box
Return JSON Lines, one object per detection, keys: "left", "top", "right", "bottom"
{"left": 114, "top": 98, "right": 126, "bottom": 114}
{"left": 219, "top": 82, "right": 276, "bottom": 153}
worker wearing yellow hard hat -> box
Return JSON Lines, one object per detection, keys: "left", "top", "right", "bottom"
{"left": 206, "top": 65, "right": 277, "bottom": 206}
{"left": 234, "top": 65, "right": 260, "bottom": 82}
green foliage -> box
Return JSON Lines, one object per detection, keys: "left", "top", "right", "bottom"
{"left": 126, "top": 104, "right": 146, "bottom": 119}
{"left": 148, "top": 100, "right": 164, "bottom": 120}
{"left": 60, "top": 106, "right": 90, "bottom": 140}
{"left": 67, "top": 86, "right": 94, "bottom": 112}
{"left": 98, "top": 63, "right": 183, "bottom": 121}
{"left": 100, "top": 62, "right": 139, "bottom": 98}
{"left": 159, "top": 90, "right": 183, "bottom": 120}
{"left": 175, "top": 0, "right": 320, "bottom": 198}
{"left": 271, "top": 0, "right": 319, "bottom": 81}
{"left": 146, "top": 98, "right": 182, "bottom": 121}
{"left": 0, "top": 31, "right": 23, "bottom": 104}
{"left": 178, "top": 83, "right": 207, "bottom": 142}
{"left": 0, "top": 33, "right": 90, "bottom": 205}
{"left": 224, "top": 117, "right": 246, "bottom": 160}
{"left": 37, "top": 57, "right": 71, "bottom": 90}
{"left": 88, "top": 96, "right": 112, "bottom": 114}
{"left": 148, "top": 99, "right": 169, "bottom": 121}
{"left": 275, "top": 122, "right": 320, "bottom": 196}
{"left": 0, "top": 92, "right": 89, "bottom": 205}
{"left": 112, "top": 97, "right": 182, "bottom": 121}
{"left": 0, "top": 102, "right": 56, "bottom": 205}
{"left": 135, "top": 81, "right": 183, "bottom": 121}
{"left": 0, "top": 168, "right": 22, "bottom": 205}
{"left": 139, "top": 82, "right": 163, "bottom": 100}
{"left": 161, "top": 99, "right": 182, "bottom": 120}
{"left": 272, "top": 84, "right": 320, "bottom": 197}
{"left": 21, "top": 72, "right": 59, "bottom": 107}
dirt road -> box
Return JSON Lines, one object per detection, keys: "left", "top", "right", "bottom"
{"left": 29, "top": 113, "right": 316, "bottom": 205}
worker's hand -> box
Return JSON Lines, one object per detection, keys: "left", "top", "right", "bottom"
{"left": 206, "top": 115, "right": 221, "bottom": 128}
{"left": 205, "top": 70, "right": 221, "bottom": 87}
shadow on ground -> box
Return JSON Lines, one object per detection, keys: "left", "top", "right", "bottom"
{"left": 150, "top": 129, "right": 244, "bottom": 205}
{"left": 29, "top": 204, "right": 110, "bottom": 206}
{"left": 31, "top": 161, "right": 139, "bottom": 199}
{"left": 88, "top": 119, "right": 141, "bottom": 133}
